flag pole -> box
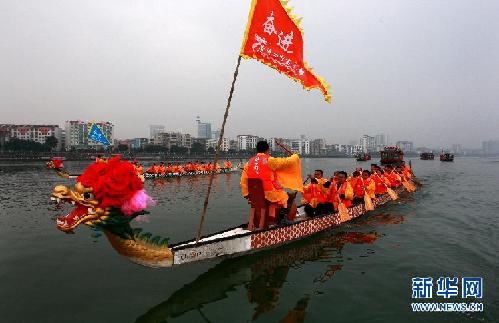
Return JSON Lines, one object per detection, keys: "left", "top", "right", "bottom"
{"left": 196, "top": 55, "right": 242, "bottom": 243}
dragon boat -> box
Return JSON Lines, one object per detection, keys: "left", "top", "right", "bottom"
{"left": 50, "top": 156, "right": 417, "bottom": 268}
{"left": 144, "top": 167, "right": 239, "bottom": 179}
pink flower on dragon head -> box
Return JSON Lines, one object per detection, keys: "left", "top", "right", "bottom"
{"left": 121, "top": 190, "right": 156, "bottom": 216}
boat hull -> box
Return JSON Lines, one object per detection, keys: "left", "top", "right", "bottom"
{"left": 169, "top": 189, "right": 398, "bottom": 267}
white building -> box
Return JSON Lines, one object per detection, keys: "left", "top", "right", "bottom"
{"left": 237, "top": 135, "right": 260, "bottom": 151}
{"left": 65, "top": 121, "right": 114, "bottom": 150}
{"left": 290, "top": 139, "right": 310, "bottom": 155}
{"left": 360, "top": 135, "right": 376, "bottom": 152}
{"left": 149, "top": 125, "right": 165, "bottom": 140}
{"left": 332, "top": 144, "right": 362, "bottom": 156}
{"left": 265, "top": 137, "right": 288, "bottom": 152}
{"left": 206, "top": 138, "right": 230, "bottom": 151}
{"left": 2, "top": 124, "right": 63, "bottom": 150}
{"left": 154, "top": 131, "right": 192, "bottom": 149}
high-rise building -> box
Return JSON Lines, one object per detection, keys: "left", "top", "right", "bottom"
{"left": 310, "top": 139, "right": 326, "bottom": 156}
{"left": 211, "top": 129, "right": 221, "bottom": 140}
{"left": 149, "top": 125, "right": 165, "bottom": 140}
{"left": 290, "top": 139, "right": 310, "bottom": 155}
{"left": 375, "top": 133, "right": 387, "bottom": 150}
{"left": 196, "top": 116, "right": 212, "bottom": 139}
{"left": 360, "top": 135, "right": 376, "bottom": 152}
{"left": 482, "top": 140, "right": 499, "bottom": 155}
{"left": 206, "top": 138, "right": 230, "bottom": 151}
{"left": 131, "top": 138, "right": 149, "bottom": 149}
{"left": 237, "top": 135, "right": 260, "bottom": 151}
{"left": 154, "top": 131, "right": 192, "bottom": 149}
{"left": 65, "top": 121, "right": 114, "bottom": 150}
{"left": 451, "top": 144, "right": 462, "bottom": 154}
{"left": 396, "top": 141, "right": 414, "bottom": 152}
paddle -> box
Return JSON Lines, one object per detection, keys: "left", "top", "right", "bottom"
{"left": 397, "top": 170, "right": 416, "bottom": 192}
{"left": 361, "top": 178, "right": 375, "bottom": 211}
{"left": 332, "top": 182, "right": 350, "bottom": 222}
{"left": 374, "top": 173, "right": 398, "bottom": 200}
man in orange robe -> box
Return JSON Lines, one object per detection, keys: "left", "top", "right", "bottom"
{"left": 241, "top": 141, "right": 303, "bottom": 225}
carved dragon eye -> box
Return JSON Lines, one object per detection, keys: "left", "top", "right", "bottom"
{"left": 83, "top": 192, "right": 94, "bottom": 200}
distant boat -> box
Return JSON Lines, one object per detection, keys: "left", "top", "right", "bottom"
{"left": 440, "top": 152, "right": 454, "bottom": 162}
{"left": 420, "top": 152, "right": 435, "bottom": 160}
{"left": 380, "top": 146, "right": 404, "bottom": 165}
{"left": 356, "top": 153, "right": 371, "bottom": 161}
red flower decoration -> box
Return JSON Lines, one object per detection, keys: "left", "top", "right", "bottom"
{"left": 77, "top": 156, "right": 144, "bottom": 209}
{"left": 53, "top": 159, "right": 64, "bottom": 169}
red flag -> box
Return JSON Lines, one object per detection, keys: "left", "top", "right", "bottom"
{"left": 241, "top": 0, "right": 331, "bottom": 102}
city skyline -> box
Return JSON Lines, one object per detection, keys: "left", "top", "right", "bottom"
{"left": 1, "top": 1, "right": 498, "bottom": 148}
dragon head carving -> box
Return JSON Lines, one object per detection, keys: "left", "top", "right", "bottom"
{"left": 52, "top": 156, "right": 149, "bottom": 234}
{"left": 51, "top": 156, "right": 172, "bottom": 267}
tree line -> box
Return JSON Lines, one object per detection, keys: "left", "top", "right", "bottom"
{"left": 0, "top": 136, "right": 58, "bottom": 152}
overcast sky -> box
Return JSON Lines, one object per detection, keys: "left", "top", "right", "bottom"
{"left": 1, "top": 0, "right": 498, "bottom": 148}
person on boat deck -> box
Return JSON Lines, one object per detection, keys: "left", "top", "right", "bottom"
{"left": 240, "top": 141, "right": 303, "bottom": 225}
{"left": 146, "top": 163, "right": 157, "bottom": 174}
{"left": 95, "top": 155, "right": 106, "bottom": 163}
{"left": 349, "top": 171, "right": 365, "bottom": 205}
{"left": 333, "top": 171, "right": 354, "bottom": 208}
{"left": 372, "top": 167, "right": 388, "bottom": 195}
{"left": 302, "top": 169, "right": 332, "bottom": 216}
{"left": 158, "top": 162, "right": 166, "bottom": 174}
{"left": 384, "top": 165, "right": 401, "bottom": 188}
{"left": 224, "top": 159, "right": 233, "bottom": 170}
{"left": 361, "top": 170, "right": 376, "bottom": 199}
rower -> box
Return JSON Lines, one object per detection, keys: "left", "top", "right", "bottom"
{"left": 384, "top": 165, "right": 401, "bottom": 188}
{"left": 349, "top": 171, "right": 364, "bottom": 205}
{"left": 241, "top": 141, "right": 302, "bottom": 227}
{"left": 224, "top": 159, "right": 233, "bottom": 170}
{"left": 146, "top": 163, "right": 157, "bottom": 174}
{"left": 158, "top": 162, "right": 166, "bottom": 174}
{"left": 372, "top": 167, "right": 388, "bottom": 195}
{"left": 334, "top": 171, "right": 354, "bottom": 208}
{"left": 302, "top": 169, "right": 332, "bottom": 216}
{"left": 361, "top": 170, "right": 376, "bottom": 199}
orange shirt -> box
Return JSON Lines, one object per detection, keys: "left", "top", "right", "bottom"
{"left": 349, "top": 177, "right": 364, "bottom": 198}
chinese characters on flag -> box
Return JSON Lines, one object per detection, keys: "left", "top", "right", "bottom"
{"left": 241, "top": 0, "right": 331, "bottom": 102}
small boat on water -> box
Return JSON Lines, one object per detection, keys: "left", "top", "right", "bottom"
{"left": 355, "top": 153, "right": 371, "bottom": 161}
{"left": 420, "top": 152, "right": 435, "bottom": 160}
{"left": 440, "top": 152, "right": 454, "bottom": 162}
{"left": 380, "top": 146, "right": 404, "bottom": 165}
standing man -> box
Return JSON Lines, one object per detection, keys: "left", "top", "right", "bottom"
{"left": 240, "top": 141, "right": 303, "bottom": 225}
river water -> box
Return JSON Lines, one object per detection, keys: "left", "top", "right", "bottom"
{"left": 0, "top": 158, "right": 497, "bottom": 322}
